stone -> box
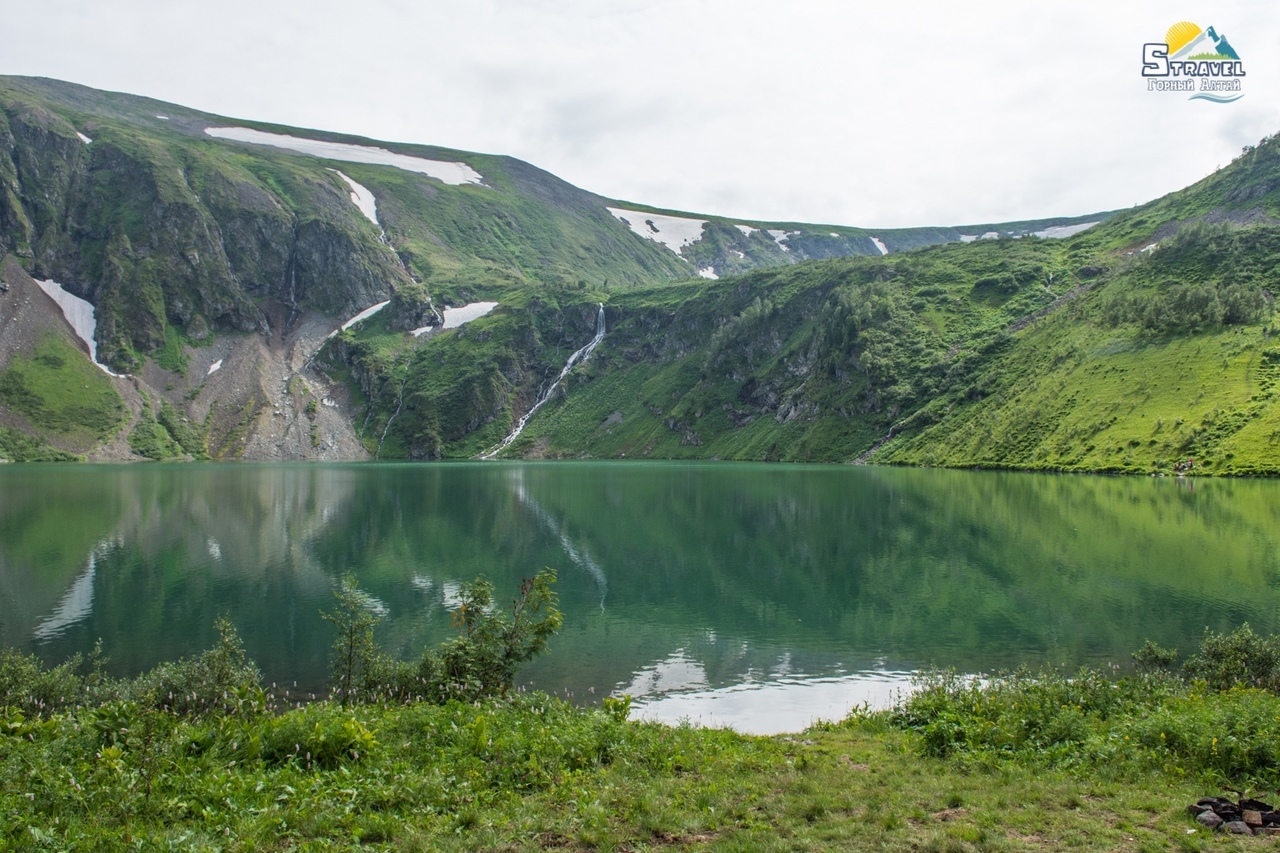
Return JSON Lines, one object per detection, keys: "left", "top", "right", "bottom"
{"left": 1221, "top": 821, "right": 1254, "bottom": 835}
{"left": 1243, "top": 809, "right": 1264, "bottom": 828}
{"left": 1196, "top": 811, "right": 1223, "bottom": 830}
{"left": 1187, "top": 804, "right": 1211, "bottom": 817}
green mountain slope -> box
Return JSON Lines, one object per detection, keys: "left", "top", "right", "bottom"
{"left": 0, "top": 76, "right": 1111, "bottom": 461}
{"left": 7, "top": 75, "right": 1271, "bottom": 473}
{"left": 372, "top": 135, "right": 1280, "bottom": 475}
{"left": 0, "top": 75, "right": 1101, "bottom": 374}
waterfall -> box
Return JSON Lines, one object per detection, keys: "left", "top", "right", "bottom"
{"left": 481, "top": 304, "right": 605, "bottom": 459}
{"left": 374, "top": 349, "right": 414, "bottom": 459}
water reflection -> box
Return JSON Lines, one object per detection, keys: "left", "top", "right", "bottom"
{"left": 2, "top": 463, "right": 1280, "bottom": 733}
{"left": 509, "top": 466, "right": 608, "bottom": 607}
{"left": 632, "top": 669, "right": 915, "bottom": 735}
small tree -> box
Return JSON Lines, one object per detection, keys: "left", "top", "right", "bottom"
{"left": 322, "top": 573, "right": 383, "bottom": 706}
{"left": 132, "top": 616, "right": 263, "bottom": 717}
{"left": 425, "top": 569, "right": 563, "bottom": 703}
{"left": 320, "top": 570, "right": 562, "bottom": 706}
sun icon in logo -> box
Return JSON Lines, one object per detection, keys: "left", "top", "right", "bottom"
{"left": 1165, "top": 21, "right": 1202, "bottom": 54}
{"left": 1162, "top": 20, "right": 1240, "bottom": 60}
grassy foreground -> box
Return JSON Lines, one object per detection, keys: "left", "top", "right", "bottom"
{"left": 5, "top": 667, "right": 1278, "bottom": 850}
{"left": 0, "top": 693, "right": 1239, "bottom": 852}
{"left": 5, "top": 587, "right": 1277, "bottom": 851}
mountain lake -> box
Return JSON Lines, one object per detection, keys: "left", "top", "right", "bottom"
{"left": 2, "top": 462, "right": 1278, "bottom": 734}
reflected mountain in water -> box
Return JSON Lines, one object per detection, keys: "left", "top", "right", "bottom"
{"left": 3, "top": 463, "right": 1279, "bottom": 732}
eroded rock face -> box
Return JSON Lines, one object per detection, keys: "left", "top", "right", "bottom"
{"left": 385, "top": 282, "right": 439, "bottom": 332}
{"left": 0, "top": 101, "right": 416, "bottom": 373}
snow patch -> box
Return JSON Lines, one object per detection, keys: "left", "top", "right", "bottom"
{"left": 441, "top": 300, "right": 498, "bottom": 329}
{"left": 76, "top": 132, "right": 92, "bottom": 144}
{"left": 34, "top": 279, "right": 118, "bottom": 375}
{"left": 959, "top": 235, "right": 978, "bottom": 243}
{"left": 698, "top": 267, "right": 718, "bottom": 280}
{"left": 340, "top": 300, "right": 391, "bottom": 332}
{"left": 155, "top": 115, "right": 169, "bottom": 120}
{"left": 767, "top": 229, "right": 794, "bottom": 251}
{"left": 1141, "top": 242, "right": 1160, "bottom": 253}
{"left": 870, "top": 236, "right": 889, "bottom": 255}
{"left": 607, "top": 207, "right": 706, "bottom": 256}
{"left": 328, "top": 169, "right": 378, "bottom": 225}
{"left": 412, "top": 301, "right": 499, "bottom": 337}
{"left": 731, "top": 249, "right": 745, "bottom": 259}
{"left": 205, "top": 127, "right": 485, "bottom": 186}
{"left": 206, "top": 359, "right": 223, "bottom": 376}
{"left": 734, "top": 224, "right": 758, "bottom": 236}
{"left": 979, "top": 232, "right": 1000, "bottom": 240}
{"left": 1033, "top": 221, "right": 1099, "bottom": 239}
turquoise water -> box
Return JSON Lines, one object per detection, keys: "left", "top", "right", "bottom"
{"left": 2, "top": 462, "right": 1278, "bottom": 733}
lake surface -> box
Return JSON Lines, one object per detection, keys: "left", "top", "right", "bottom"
{"left": 2, "top": 462, "right": 1279, "bottom": 734}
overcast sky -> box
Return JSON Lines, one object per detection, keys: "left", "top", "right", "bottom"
{"left": 7, "top": 0, "right": 1280, "bottom": 228}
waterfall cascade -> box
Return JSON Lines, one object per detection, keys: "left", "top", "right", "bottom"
{"left": 481, "top": 304, "right": 605, "bottom": 459}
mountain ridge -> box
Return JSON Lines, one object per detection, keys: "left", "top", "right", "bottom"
{"left": 4, "top": 75, "right": 1275, "bottom": 474}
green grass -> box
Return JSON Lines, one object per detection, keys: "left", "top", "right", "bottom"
{"left": 152, "top": 324, "right": 193, "bottom": 375}
{"left": 0, "top": 334, "right": 123, "bottom": 443}
{"left": 128, "top": 396, "right": 207, "bottom": 460}
{"left": 0, "top": 678, "right": 1260, "bottom": 851}
{"left": 380, "top": 216, "right": 1280, "bottom": 474}
{"left": 0, "top": 426, "right": 80, "bottom": 462}
{"left": 5, "top": 611, "right": 1278, "bottom": 851}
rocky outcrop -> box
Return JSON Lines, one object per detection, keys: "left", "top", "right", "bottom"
{"left": 0, "top": 95, "right": 416, "bottom": 372}
{"left": 1187, "top": 797, "right": 1280, "bottom": 836}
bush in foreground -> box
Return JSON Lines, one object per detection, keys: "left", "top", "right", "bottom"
{"left": 888, "top": 625, "right": 1280, "bottom": 790}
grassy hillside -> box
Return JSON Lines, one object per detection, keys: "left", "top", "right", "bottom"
{"left": 0, "top": 334, "right": 123, "bottom": 456}
{"left": 4, "top": 75, "right": 1276, "bottom": 472}
{"left": 0, "top": 75, "right": 1110, "bottom": 369}
{"left": 358, "top": 134, "right": 1280, "bottom": 475}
